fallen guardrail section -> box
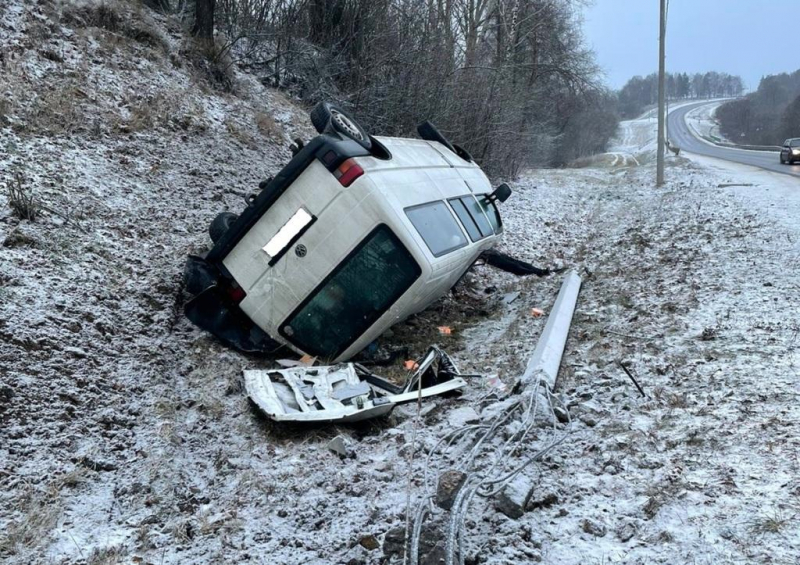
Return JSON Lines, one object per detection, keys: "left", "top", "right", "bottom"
{"left": 402, "top": 270, "right": 582, "bottom": 565}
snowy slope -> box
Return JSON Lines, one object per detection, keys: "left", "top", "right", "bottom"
{"left": 2, "top": 2, "right": 800, "bottom": 564}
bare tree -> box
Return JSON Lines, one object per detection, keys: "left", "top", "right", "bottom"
{"left": 193, "top": 0, "right": 216, "bottom": 41}
{"left": 207, "top": 0, "right": 620, "bottom": 174}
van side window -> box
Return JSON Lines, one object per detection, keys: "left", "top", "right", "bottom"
{"left": 448, "top": 195, "right": 498, "bottom": 242}
{"left": 449, "top": 198, "right": 483, "bottom": 241}
{"left": 406, "top": 201, "right": 468, "bottom": 257}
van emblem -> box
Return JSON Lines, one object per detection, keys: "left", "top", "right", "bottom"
{"left": 295, "top": 244, "right": 307, "bottom": 257}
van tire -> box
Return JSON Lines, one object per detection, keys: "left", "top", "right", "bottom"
{"left": 209, "top": 212, "right": 238, "bottom": 244}
{"left": 310, "top": 102, "right": 372, "bottom": 151}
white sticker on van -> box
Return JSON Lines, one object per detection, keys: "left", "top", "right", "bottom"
{"left": 263, "top": 208, "right": 313, "bottom": 259}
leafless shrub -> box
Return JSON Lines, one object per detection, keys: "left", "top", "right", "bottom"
{"left": 5, "top": 172, "right": 39, "bottom": 221}
{"left": 182, "top": 39, "right": 237, "bottom": 93}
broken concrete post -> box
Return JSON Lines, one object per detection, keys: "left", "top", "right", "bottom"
{"left": 326, "top": 435, "right": 350, "bottom": 458}
{"left": 436, "top": 470, "right": 468, "bottom": 510}
{"left": 446, "top": 406, "right": 480, "bottom": 428}
{"left": 495, "top": 475, "right": 535, "bottom": 519}
{"left": 519, "top": 270, "right": 582, "bottom": 390}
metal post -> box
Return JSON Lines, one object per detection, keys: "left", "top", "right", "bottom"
{"left": 656, "top": 0, "right": 666, "bottom": 186}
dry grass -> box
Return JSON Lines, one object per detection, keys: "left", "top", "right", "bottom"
{"left": 111, "top": 90, "right": 207, "bottom": 134}
{"left": 39, "top": 84, "right": 87, "bottom": 133}
{"left": 58, "top": 467, "right": 88, "bottom": 489}
{"left": 255, "top": 111, "right": 283, "bottom": 140}
{"left": 749, "top": 509, "right": 792, "bottom": 536}
{"left": 86, "top": 545, "right": 126, "bottom": 564}
{"left": 61, "top": 0, "right": 168, "bottom": 53}
{"left": 0, "top": 483, "right": 62, "bottom": 556}
{"left": 225, "top": 118, "right": 256, "bottom": 148}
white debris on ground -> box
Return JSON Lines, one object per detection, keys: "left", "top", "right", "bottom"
{"left": 2, "top": 2, "right": 800, "bottom": 564}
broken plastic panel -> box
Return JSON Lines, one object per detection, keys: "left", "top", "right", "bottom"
{"left": 244, "top": 347, "right": 467, "bottom": 423}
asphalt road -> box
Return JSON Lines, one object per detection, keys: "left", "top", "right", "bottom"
{"left": 668, "top": 101, "right": 800, "bottom": 178}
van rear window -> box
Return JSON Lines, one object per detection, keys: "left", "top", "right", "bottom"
{"left": 406, "top": 201, "right": 468, "bottom": 257}
{"left": 280, "top": 225, "right": 421, "bottom": 359}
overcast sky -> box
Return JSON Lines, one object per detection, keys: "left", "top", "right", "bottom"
{"left": 582, "top": 0, "right": 796, "bottom": 92}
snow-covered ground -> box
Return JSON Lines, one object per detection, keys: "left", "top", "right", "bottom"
{"left": 2, "top": 2, "right": 800, "bottom": 564}
{"left": 685, "top": 101, "right": 729, "bottom": 144}
{"left": 597, "top": 101, "right": 699, "bottom": 168}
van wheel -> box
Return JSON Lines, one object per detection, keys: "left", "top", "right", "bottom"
{"left": 310, "top": 102, "right": 372, "bottom": 150}
{"left": 209, "top": 212, "right": 238, "bottom": 244}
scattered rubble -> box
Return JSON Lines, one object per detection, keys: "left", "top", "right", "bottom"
{"left": 436, "top": 470, "right": 468, "bottom": 511}
{"left": 582, "top": 518, "right": 608, "bottom": 538}
{"left": 495, "top": 475, "right": 535, "bottom": 519}
{"left": 326, "top": 435, "right": 351, "bottom": 459}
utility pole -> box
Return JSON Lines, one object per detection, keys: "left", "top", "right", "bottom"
{"left": 656, "top": 0, "right": 667, "bottom": 186}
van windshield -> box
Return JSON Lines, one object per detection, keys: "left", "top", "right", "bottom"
{"left": 791, "top": 139, "right": 800, "bottom": 147}
{"left": 280, "top": 226, "right": 421, "bottom": 359}
{"left": 479, "top": 196, "right": 502, "bottom": 233}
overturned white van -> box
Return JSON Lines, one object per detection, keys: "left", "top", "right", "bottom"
{"left": 184, "top": 102, "right": 512, "bottom": 362}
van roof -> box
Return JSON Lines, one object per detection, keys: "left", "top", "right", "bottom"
{"left": 360, "top": 136, "right": 477, "bottom": 171}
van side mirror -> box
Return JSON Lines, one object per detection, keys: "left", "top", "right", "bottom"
{"left": 489, "top": 183, "right": 512, "bottom": 204}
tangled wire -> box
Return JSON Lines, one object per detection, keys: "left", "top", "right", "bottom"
{"left": 403, "top": 376, "right": 572, "bottom": 565}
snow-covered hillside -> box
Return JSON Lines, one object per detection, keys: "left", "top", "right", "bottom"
{"left": 2, "top": 2, "right": 800, "bottom": 564}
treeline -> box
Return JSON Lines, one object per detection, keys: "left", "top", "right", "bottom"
{"left": 618, "top": 72, "right": 744, "bottom": 118}
{"left": 716, "top": 70, "right": 800, "bottom": 146}
{"left": 155, "top": 0, "right": 620, "bottom": 175}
